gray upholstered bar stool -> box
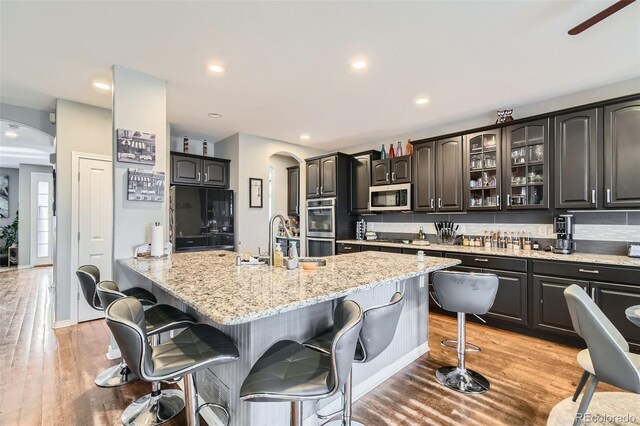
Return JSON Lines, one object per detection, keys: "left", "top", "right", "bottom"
{"left": 564, "top": 285, "right": 640, "bottom": 426}
{"left": 303, "top": 292, "right": 405, "bottom": 426}
{"left": 75, "top": 265, "right": 158, "bottom": 387}
{"left": 105, "top": 297, "right": 239, "bottom": 426}
{"left": 432, "top": 270, "right": 498, "bottom": 394}
{"left": 240, "top": 300, "right": 363, "bottom": 426}
{"left": 97, "top": 281, "right": 197, "bottom": 425}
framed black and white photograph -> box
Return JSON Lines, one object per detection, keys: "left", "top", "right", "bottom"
{"left": 249, "top": 177, "right": 263, "bottom": 208}
{"left": 0, "top": 174, "right": 8, "bottom": 218}
{"left": 116, "top": 128, "right": 156, "bottom": 165}
{"left": 127, "top": 169, "right": 165, "bottom": 202}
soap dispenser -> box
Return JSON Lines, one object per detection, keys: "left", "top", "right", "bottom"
{"left": 274, "top": 244, "right": 284, "bottom": 267}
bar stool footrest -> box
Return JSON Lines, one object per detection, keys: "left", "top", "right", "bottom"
{"left": 440, "top": 339, "right": 481, "bottom": 352}
{"left": 196, "top": 402, "right": 230, "bottom": 426}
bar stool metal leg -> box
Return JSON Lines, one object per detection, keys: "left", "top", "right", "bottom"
{"left": 121, "top": 334, "right": 185, "bottom": 426}
{"left": 435, "top": 313, "right": 490, "bottom": 394}
{"left": 323, "top": 370, "right": 364, "bottom": 426}
{"left": 94, "top": 359, "right": 138, "bottom": 387}
{"left": 291, "top": 401, "right": 303, "bottom": 426}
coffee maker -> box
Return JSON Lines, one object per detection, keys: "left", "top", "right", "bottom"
{"left": 553, "top": 214, "right": 575, "bottom": 254}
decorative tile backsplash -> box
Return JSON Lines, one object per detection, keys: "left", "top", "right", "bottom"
{"left": 358, "top": 210, "right": 640, "bottom": 255}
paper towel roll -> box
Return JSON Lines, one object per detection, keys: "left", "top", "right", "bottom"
{"left": 151, "top": 225, "right": 164, "bottom": 257}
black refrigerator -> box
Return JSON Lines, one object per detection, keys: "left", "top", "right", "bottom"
{"left": 170, "top": 186, "right": 234, "bottom": 252}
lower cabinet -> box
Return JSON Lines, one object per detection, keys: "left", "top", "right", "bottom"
{"left": 484, "top": 269, "right": 528, "bottom": 325}
{"left": 533, "top": 275, "right": 589, "bottom": 337}
{"left": 592, "top": 281, "right": 640, "bottom": 351}
{"left": 336, "top": 243, "right": 361, "bottom": 254}
{"left": 380, "top": 246, "right": 403, "bottom": 254}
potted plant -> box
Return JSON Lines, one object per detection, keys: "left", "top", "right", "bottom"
{"left": 0, "top": 211, "right": 18, "bottom": 266}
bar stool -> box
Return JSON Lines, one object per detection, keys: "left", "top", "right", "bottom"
{"left": 75, "top": 265, "right": 158, "bottom": 387}
{"left": 240, "top": 300, "right": 363, "bottom": 426}
{"left": 105, "top": 297, "right": 239, "bottom": 426}
{"left": 303, "top": 292, "right": 405, "bottom": 426}
{"left": 97, "top": 281, "right": 197, "bottom": 425}
{"left": 432, "top": 270, "right": 498, "bottom": 394}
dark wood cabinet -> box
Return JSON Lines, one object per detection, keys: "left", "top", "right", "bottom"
{"left": 413, "top": 142, "right": 436, "bottom": 212}
{"left": 337, "top": 243, "right": 361, "bottom": 254}
{"left": 484, "top": 269, "right": 528, "bottom": 325}
{"left": 504, "top": 118, "right": 550, "bottom": 209}
{"left": 287, "top": 166, "right": 299, "bottom": 216}
{"left": 604, "top": 100, "right": 640, "bottom": 208}
{"left": 307, "top": 155, "right": 339, "bottom": 198}
{"left": 306, "top": 159, "right": 320, "bottom": 198}
{"left": 554, "top": 109, "right": 600, "bottom": 209}
{"left": 465, "top": 130, "right": 502, "bottom": 211}
{"left": 202, "top": 159, "right": 229, "bottom": 188}
{"left": 351, "top": 151, "right": 380, "bottom": 213}
{"left": 380, "top": 246, "right": 403, "bottom": 253}
{"left": 371, "top": 156, "right": 412, "bottom": 186}
{"left": 172, "top": 154, "right": 202, "bottom": 185}
{"left": 435, "top": 137, "right": 464, "bottom": 211}
{"left": 592, "top": 281, "right": 640, "bottom": 351}
{"left": 171, "top": 153, "right": 229, "bottom": 188}
{"left": 533, "top": 275, "right": 589, "bottom": 336}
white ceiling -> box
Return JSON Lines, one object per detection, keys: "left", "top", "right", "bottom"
{"left": 1, "top": 1, "right": 639, "bottom": 149}
{"left": 0, "top": 119, "right": 54, "bottom": 169}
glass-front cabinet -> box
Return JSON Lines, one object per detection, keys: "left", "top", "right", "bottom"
{"left": 504, "top": 118, "right": 550, "bottom": 209}
{"left": 464, "top": 130, "right": 502, "bottom": 210}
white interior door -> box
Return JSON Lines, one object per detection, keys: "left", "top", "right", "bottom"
{"left": 31, "top": 172, "right": 53, "bottom": 266}
{"left": 77, "top": 157, "right": 113, "bottom": 322}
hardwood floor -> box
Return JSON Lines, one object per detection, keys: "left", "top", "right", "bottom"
{"left": 0, "top": 267, "right": 614, "bottom": 425}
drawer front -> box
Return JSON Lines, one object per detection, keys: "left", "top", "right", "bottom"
{"left": 360, "top": 245, "right": 380, "bottom": 252}
{"left": 380, "top": 246, "right": 403, "bottom": 254}
{"left": 445, "top": 252, "right": 527, "bottom": 272}
{"left": 337, "top": 243, "right": 361, "bottom": 254}
{"left": 403, "top": 249, "right": 443, "bottom": 257}
{"left": 532, "top": 261, "right": 640, "bottom": 285}
{"left": 175, "top": 236, "right": 208, "bottom": 250}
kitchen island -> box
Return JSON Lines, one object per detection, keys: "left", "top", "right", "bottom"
{"left": 118, "top": 250, "right": 459, "bottom": 425}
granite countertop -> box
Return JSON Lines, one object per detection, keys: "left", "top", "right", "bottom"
{"left": 119, "top": 251, "right": 459, "bottom": 325}
{"left": 337, "top": 240, "right": 640, "bottom": 268}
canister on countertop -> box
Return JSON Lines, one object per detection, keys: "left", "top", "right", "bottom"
{"left": 417, "top": 250, "right": 425, "bottom": 262}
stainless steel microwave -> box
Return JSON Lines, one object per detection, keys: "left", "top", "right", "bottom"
{"left": 369, "top": 183, "right": 412, "bottom": 211}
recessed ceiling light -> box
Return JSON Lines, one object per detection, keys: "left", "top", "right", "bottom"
{"left": 351, "top": 60, "right": 367, "bottom": 70}
{"left": 208, "top": 113, "right": 222, "bottom": 118}
{"left": 208, "top": 64, "right": 225, "bottom": 73}
{"left": 415, "top": 98, "right": 429, "bottom": 105}
{"left": 300, "top": 133, "right": 311, "bottom": 141}
{"left": 4, "top": 130, "right": 18, "bottom": 138}
{"left": 92, "top": 81, "right": 111, "bottom": 91}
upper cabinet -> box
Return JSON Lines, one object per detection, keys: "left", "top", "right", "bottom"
{"left": 351, "top": 151, "right": 380, "bottom": 213}
{"left": 504, "top": 118, "right": 550, "bottom": 209}
{"left": 465, "top": 130, "right": 502, "bottom": 211}
{"left": 604, "top": 100, "right": 640, "bottom": 208}
{"left": 171, "top": 153, "right": 230, "bottom": 188}
{"left": 305, "top": 154, "right": 350, "bottom": 200}
{"left": 371, "top": 156, "right": 412, "bottom": 186}
{"left": 413, "top": 137, "right": 463, "bottom": 212}
{"left": 287, "top": 166, "right": 300, "bottom": 216}
{"left": 554, "top": 109, "right": 600, "bottom": 209}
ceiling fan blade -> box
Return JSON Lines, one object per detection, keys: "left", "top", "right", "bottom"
{"left": 568, "top": 0, "right": 636, "bottom": 35}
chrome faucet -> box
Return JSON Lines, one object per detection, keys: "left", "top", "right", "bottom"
{"left": 268, "top": 214, "right": 293, "bottom": 265}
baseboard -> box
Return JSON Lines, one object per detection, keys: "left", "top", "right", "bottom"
{"left": 52, "top": 319, "right": 74, "bottom": 329}
{"left": 304, "top": 343, "right": 430, "bottom": 425}
{"left": 18, "top": 264, "right": 33, "bottom": 270}
{"left": 106, "top": 344, "right": 121, "bottom": 360}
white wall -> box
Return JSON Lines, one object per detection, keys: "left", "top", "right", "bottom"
{"left": 112, "top": 66, "right": 168, "bottom": 289}
{"left": 0, "top": 167, "right": 19, "bottom": 228}
{"left": 269, "top": 154, "right": 298, "bottom": 219}
{"left": 18, "top": 164, "right": 53, "bottom": 267}
{"left": 339, "top": 77, "right": 640, "bottom": 154}
{"left": 55, "top": 99, "right": 112, "bottom": 323}
{"left": 234, "top": 133, "right": 325, "bottom": 255}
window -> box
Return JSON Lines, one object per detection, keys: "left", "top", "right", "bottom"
{"left": 36, "top": 181, "right": 49, "bottom": 258}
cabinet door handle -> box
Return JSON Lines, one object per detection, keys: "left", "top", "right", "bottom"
{"left": 197, "top": 172, "right": 201, "bottom": 181}
{"left": 591, "top": 189, "right": 596, "bottom": 204}
{"left": 320, "top": 186, "right": 323, "bottom": 195}
{"left": 204, "top": 173, "right": 208, "bottom": 182}
{"left": 343, "top": 246, "right": 353, "bottom": 250}
{"left": 316, "top": 186, "right": 319, "bottom": 195}
{"left": 578, "top": 268, "right": 599, "bottom": 274}
{"left": 438, "top": 198, "right": 442, "bottom": 208}
{"left": 591, "top": 288, "right": 595, "bottom": 300}
{"left": 474, "top": 258, "right": 489, "bottom": 262}
{"left": 392, "top": 172, "right": 396, "bottom": 181}
{"left": 497, "top": 195, "right": 501, "bottom": 207}
{"left": 430, "top": 198, "right": 435, "bottom": 209}
{"left": 386, "top": 172, "right": 389, "bottom": 181}
{"left": 506, "top": 194, "right": 511, "bottom": 206}
{"left": 606, "top": 188, "right": 611, "bottom": 203}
